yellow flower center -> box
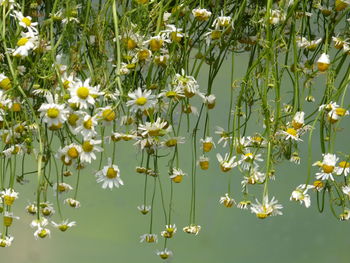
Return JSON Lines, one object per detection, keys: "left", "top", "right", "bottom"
{"left": 149, "top": 39, "right": 163, "bottom": 51}
{"left": 244, "top": 153, "right": 253, "bottom": 161}
{"left": 322, "top": 164, "right": 334, "bottom": 173}
{"left": 165, "top": 139, "right": 177, "bottom": 147}
{"left": 335, "top": 108, "right": 347, "bottom": 116}
{"left": 57, "top": 184, "right": 67, "bottom": 192}
{"left": 211, "top": 30, "right": 222, "bottom": 40}
{"left": 38, "top": 229, "right": 48, "bottom": 238}
{"left": 82, "top": 141, "right": 94, "bottom": 152}
{"left": 4, "top": 196, "right": 15, "bottom": 206}
{"left": 138, "top": 49, "right": 151, "bottom": 61}
{"left": 166, "top": 91, "right": 177, "bottom": 98}
{"left": 58, "top": 225, "right": 68, "bottom": 232}
{"left": 12, "top": 103, "right": 21, "bottom": 112}
{"left": 199, "top": 160, "right": 209, "bottom": 170}
{"left": 102, "top": 109, "right": 116, "bottom": 121}
{"left": 76, "top": 86, "right": 90, "bottom": 99}
{"left": 203, "top": 142, "right": 213, "bottom": 152}
{"left": 172, "top": 175, "right": 183, "bottom": 183}
{"left": 286, "top": 128, "right": 297, "bottom": 137}
{"left": 83, "top": 118, "right": 93, "bottom": 129}
{"left": 17, "top": 37, "right": 29, "bottom": 46}
{"left": 339, "top": 161, "right": 350, "bottom": 168}
{"left": 106, "top": 167, "right": 118, "bottom": 179}
{"left": 292, "top": 120, "right": 303, "bottom": 130}
{"left": 256, "top": 212, "right": 268, "bottom": 219}
{"left": 0, "top": 78, "right": 11, "bottom": 90}
{"left": 67, "top": 147, "right": 79, "bottom": 159}
{"left": 47, "top": 108, "right": 60, "bottom": 118}
{"left": 159, "top": 254, "right": 169, "bottom": 260}
{"left": 68, "top": 113, "right": 79, "bottom": 126}
{"left": 22, "top": 17, "right": 32, "bottom": 26}
{"left": 135, "top": 97, "right": 147, "bottom": 106}
{"left": 63, "top": 80, "right": 70, "bottom": 89}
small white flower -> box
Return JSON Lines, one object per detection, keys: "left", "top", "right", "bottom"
{"left": 126, "top": 87, "right": 156, "bottom": 112}
{"left": 68, "top": 78, "right": 103, "bottom": 109}
{"left": 95, "top": 158, "right": 123, "bottom": 189}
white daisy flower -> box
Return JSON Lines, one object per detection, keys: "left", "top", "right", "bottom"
{"left": 57, "top": 143, "right": 82, "bottom": 165}
{"left": 137, "top": 204, "right": 151, "bottom": 215}
{"left": 30, "top": 218, "right": 49, "bottom": 228}
{"left": 138, "top": 117, "right": 170, "bottom": 137}
{"left": 0, "top": 235, "right": 14, "bottom": 247}
{"left": 53, "top": 182, "right": 73, "bottom": 195}
{"left": 140, "top": 233, "right": 158, "bottom": 243}
{"left": 290, "top": 184, "right": 314, "bottom": 208}
{"left": 12, "top": 11, "right": 38, "bottom": 32}
{"left": 0, "top": 188, "right": 19, "bottom": 206}
{"left": 173, "top": 69, "right": 200, "bottom": 98}
{"left": 219, "top": 193, "right": 236, "bottom": 208}
{"left": 156, "top": 248, "right": 173, "bottom": 260}
{"left": 169, "top": 168, "right": 187, "bottom": 183}
{"left": 239, "top": 152, "right": 263, "bottom": 170}
{"left": 336, "top": 161, "right": 350, "bottom": 176}
{"left": 51, "top": 219, "right": 76, "bottom": 232}
{"left": 183, "top": 224, "right": 201, "bottom": 235}
{"left": 38, "top": 93, "right": 68, "bottom": 127}
{"left": 34, "top": 227, "right": 51, "bottom": 239}
{"left": 217, "top": 153, "right": 237, "bottom": 172}
{"left": 64, "top": 198, "right": 81, "bottom": 208}
{"left": 80, "top": 139, "right": 103, "bottom": 163}
{"left": 68, "top": 78, "right": 103, "bottom": 109}
{"left": 74, "top": 113, "right": 98, "bottom": 139}
{"left": 126, "top": 87, "right": 156, "bottom": 112}
{"left": 250, "top": 196, "right": 283, "bottom": 219}
{"left": 95, "top": 158, "right": 123, "bottom": 189}
{"left": 313, "top": 153, "right": 338, "bottom": 181}
{"left": 192, "top": 8, "right": 212, "bottom": 21}
{"left": 12, "top": 28, "right": 38, "bottom": 57}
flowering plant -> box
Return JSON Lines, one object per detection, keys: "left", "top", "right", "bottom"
{"left": 0, "top": 0, "right": 350, "bottom": 260}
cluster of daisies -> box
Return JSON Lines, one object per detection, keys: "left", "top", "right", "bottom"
{"left": 0, "top": 0, "right": 350, "bottom": 262}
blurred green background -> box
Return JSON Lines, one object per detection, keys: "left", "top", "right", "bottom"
{"left": 2, "top": 54, "right": 350, "bottom": 263}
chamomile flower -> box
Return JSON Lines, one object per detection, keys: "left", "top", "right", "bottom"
{"left": 237, "top": 200, "right": 251, "bottom": 209}
{"left": 215, "top": 126, "right": 231, "bottom": 147}
{"left": 217, "top": 153, "right": 237, "bottom": 172}
{"left": 12, "top": 28, "right": 38, "bottom": 57}
{"left": 64, "top": 198, "right": 81, "bottom": 208}
{"left": 250, "top": 196, "right": 283, "bottom": 219}
{"left": 156, "top": 248, "right": 173, "bottom": 260}
{"left": 219, "top": 193, "right": 236, "bottom": 208}
{"left": 317, "top": 53, "right": 330, "bottom": 72}
{"left": 126, "top": 87, "right": 156, "bottom": 112}
{"left": 0, "top": 235, "right": 14, "bottom": 247}
{"left": 239, "top": 152, "right": 263, "bottom": 170}
{"left": 52, "top": 220, "right": 76, "bottom": 232}
{"left": 278, "top": 128, "right": 303, "bottom": 141}
{"left": 183, "top": 224, "right": 201, "bottom": 235}
{"left": 38, "top": 93, "right": 68, "bottom": 127}
{"left": 0, "top": 188, "right": 19, "bottom": 206}
{"left": 192, "top": 8, "right": 212, "bottom": 21}
{"left": 95, "top": 158, "right": 123, "bottom": 189}
{"left": 336, "top": 161, "right": 350, "bottom": 176}
{"left": 290, "top": 184, "right": 314, "bottom": 208}
{"left": 313, "top": 153, "right": 338, "bottom": 181}
{"left": 138, "top": 117, "right": 170, "bottom": 137}
{"left": 57, "top": 143, "right": 82, "bottom": 165}
{"left": 161, "top": 224, "right": 177, "bottom": 238}
{"left": 80, "top": 139, "right": 103, "bottom": 163}
{"left": 12, "top": 11, "right": 38, "bottom": 32}
{"left": 68, "top": 78, "right": 103, "bottom": 109}
{"left": 74, "top": 113, "right": 98, "bottom": 139}
{"left": 140, "top": 233, "right": 158, "bottom": 243}
{"left": 200, "top": 137, "right": 215, "bottom": 152}
{"left": 212, "top": 14, "right": 232, "bottom": 29}
{"left": 0, "top": 73, "right": 12, "bottom": 90}
{"left": 30, "top": 218, "right": 49, "bottom": 228}
{"left": 173, "top": 69, "right": 200, "bottom": 98}
{"left": 137, "top": 205, "right": 151, "bottom": 215}
{"left": 169, "top": 168, "right": 186, "bottom": 183}
{"left": 34, "top": 227, "right": 51, "bottom": 239}
{"left": 342, "top": 185, "right": 350, "bottom": 198}
{"left": 53, "top": 182, "right": 73, "bottom": 195}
